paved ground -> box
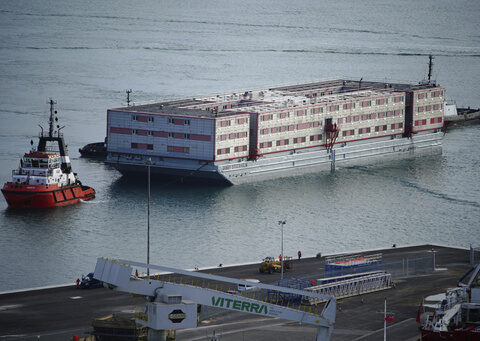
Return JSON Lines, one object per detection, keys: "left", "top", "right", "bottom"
{"left": 0, "top": 244, "right": 471, "bottom": 340}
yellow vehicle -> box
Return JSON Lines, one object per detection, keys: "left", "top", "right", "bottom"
{"left": 259, "top": 256, "right": 292, "bottom": 274}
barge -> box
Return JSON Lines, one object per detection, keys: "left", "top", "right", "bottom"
{"left": 106, "top": 79, "right": 445, "bottom": 185}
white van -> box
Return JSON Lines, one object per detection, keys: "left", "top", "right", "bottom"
{"left": 238, "top": 278, "right": 260, "bottom": 292}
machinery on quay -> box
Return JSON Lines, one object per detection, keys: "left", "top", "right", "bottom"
{"left": 259, "top": 256, "right": 292, "bottom": 274}
{"left": 93, "top": 258, "right": 336, "bottom": 341}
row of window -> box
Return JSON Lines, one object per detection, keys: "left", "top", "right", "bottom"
{"left": 131, "top": 143, "right": 154, "bottom": 150}
{"left": 111, "top": 127, "right": 211, "bottom": 141}
{"left": 132, "top": 115, "right": 155, "bottom": 123}
{"left": 415, "top": 117, "right": 443, "bottom": 126}
{"left": 168, "top": 118, "right": 191, "bottom": 125}
{"left": 167, "top": 146, "right": 190, "bottom": 153}
{"left": 217, "top": 131, "right": 248, "bottom": 141}
{"left": 417, "top": 90, "right": 443, "bottom": 100}
{"left": 259, "top": 121, "right": 320, "bottom": 135}
{"left": 417, "top": 104, "right": 443, "bottom": 113}
{"left": 259, "top": 99, "right": 402, "bottom": 122}
{"left": 216, "top": 145, "right": 248, "bottom": 155}
{"left": 259, "top": 98, "right": 405, "bottom": 122}
{"left": 259, "top": 134, "right": 323, "bottom": 148}
{"left": 340, "top": 123, "right": 404, "bottom": 136}
{"left": 329, "top": 96, "right": 403, "bottom": 112}
{"left": 131, "top": 115, "right": 191, "bottom": 126}
{"left": 131, "top": 143, "right": 191, "bottom": 154}
{"left": 257, "top": 121, "right": 404, "bottom": 148}
{"left": 217, "top": 117, "right": 249, "bottom": 127}
{"left": 337, "top": 110, "right": 403, "bottom": 124}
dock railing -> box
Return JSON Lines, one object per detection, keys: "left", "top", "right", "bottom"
{"left": 383, "top": 255, "right": 434, "bottom": 278}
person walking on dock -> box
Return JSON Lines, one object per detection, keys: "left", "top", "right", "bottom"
{"left": 298, "top": 250, "right": 302, "bottom": 260}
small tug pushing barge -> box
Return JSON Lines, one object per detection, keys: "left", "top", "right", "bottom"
{"left": 1, "top": 100, "right": 95, "bottom": 208}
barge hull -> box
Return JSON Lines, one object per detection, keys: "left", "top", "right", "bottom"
{"left": 108, "top": 131, "right": 442, "bottom": 185}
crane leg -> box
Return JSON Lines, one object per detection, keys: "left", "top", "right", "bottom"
{"left": 316, "top": 325, "right": 333, "bottom": 341}
{"left": 148, "top": 329, "right": 167, "bottom": 341}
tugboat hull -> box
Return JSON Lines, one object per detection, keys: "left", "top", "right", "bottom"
{"left": 2, "top": 183, "right": 95, "bottom": 208}
{"left": 420, "top": 329, "right": 480, "bottom": 341}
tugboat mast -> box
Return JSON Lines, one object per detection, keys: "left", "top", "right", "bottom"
{"left": 126, "top": 89, "right": 132, "bottom": 106}
{"left": 48, "top": 98, "right": 57, "bottom": 138}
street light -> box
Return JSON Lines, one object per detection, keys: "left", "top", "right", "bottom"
{"left": 146, "top": 158, "right": 152, "bottom": 281}
{"left": 278, "top": 220, "right": 286, "bottom": 280}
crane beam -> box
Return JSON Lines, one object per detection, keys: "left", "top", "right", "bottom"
{"left": 94, "top": 258, "right": 336, "bottom": 340}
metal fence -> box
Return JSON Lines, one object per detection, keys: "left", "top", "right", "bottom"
{"left": 382, "top": 255, "right": 434, "bottom": 279}
{"left": 274, "top": 254, "right": 435, "bottom": 292}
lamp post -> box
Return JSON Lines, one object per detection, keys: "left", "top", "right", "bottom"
{"left": 278, "top": 220, "right": 286, "bottom": 280}
{"left": 146, "top": 158, "right": 152, "bottom": 281}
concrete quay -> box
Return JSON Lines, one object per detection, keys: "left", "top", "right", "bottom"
{"left": 0, "top": 244, "right": 472, "bottom": 340}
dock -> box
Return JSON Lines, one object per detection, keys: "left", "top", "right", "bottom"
{"left": 0, "top": 244, "right": 472, "bottom": 340}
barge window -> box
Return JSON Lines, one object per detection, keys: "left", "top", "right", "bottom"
{"left": 293, "top": 137, "right": 306, "bottom": 144}
{"left": 276, "top": 139, "right": 289, "bottom": 146}
{"left": 259, "top": 141, "right": 272, "bottom": 148}
{"left": 261, "top": 114, "right": 273, "bottom": 121}
{"left": 168, "top": 146, "right": 190, "bottom": 154}
{"left": 217, "top": 148, "right": 230, "bottom": 155}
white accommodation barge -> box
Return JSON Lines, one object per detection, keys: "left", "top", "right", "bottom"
{"left": 106, "top": 79, "right": 445, "bottom": 185}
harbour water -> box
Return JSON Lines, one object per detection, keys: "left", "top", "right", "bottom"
{"left": 0, "top": 0, "right": 479, "bottom": 291}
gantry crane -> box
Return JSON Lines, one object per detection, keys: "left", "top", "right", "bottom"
{"left": 94, "top": 258, "right": 336, "bottom": 341}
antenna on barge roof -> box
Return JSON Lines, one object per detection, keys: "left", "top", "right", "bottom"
{"left": 427, "top": 55, "right": 434, "bottom": 84}
{"left": 126, "top": 89, "right": 132, "bottom": 106}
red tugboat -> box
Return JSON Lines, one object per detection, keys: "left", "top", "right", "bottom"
{"left": 1, "top": 100, "right": 95, "bottom": 208}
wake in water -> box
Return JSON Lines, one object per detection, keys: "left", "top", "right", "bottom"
{"left": 397, "top": 178, "right": 480, "bottom": 209}
{"left": 350, "top": 165, "right": 480, "bottom": 209}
